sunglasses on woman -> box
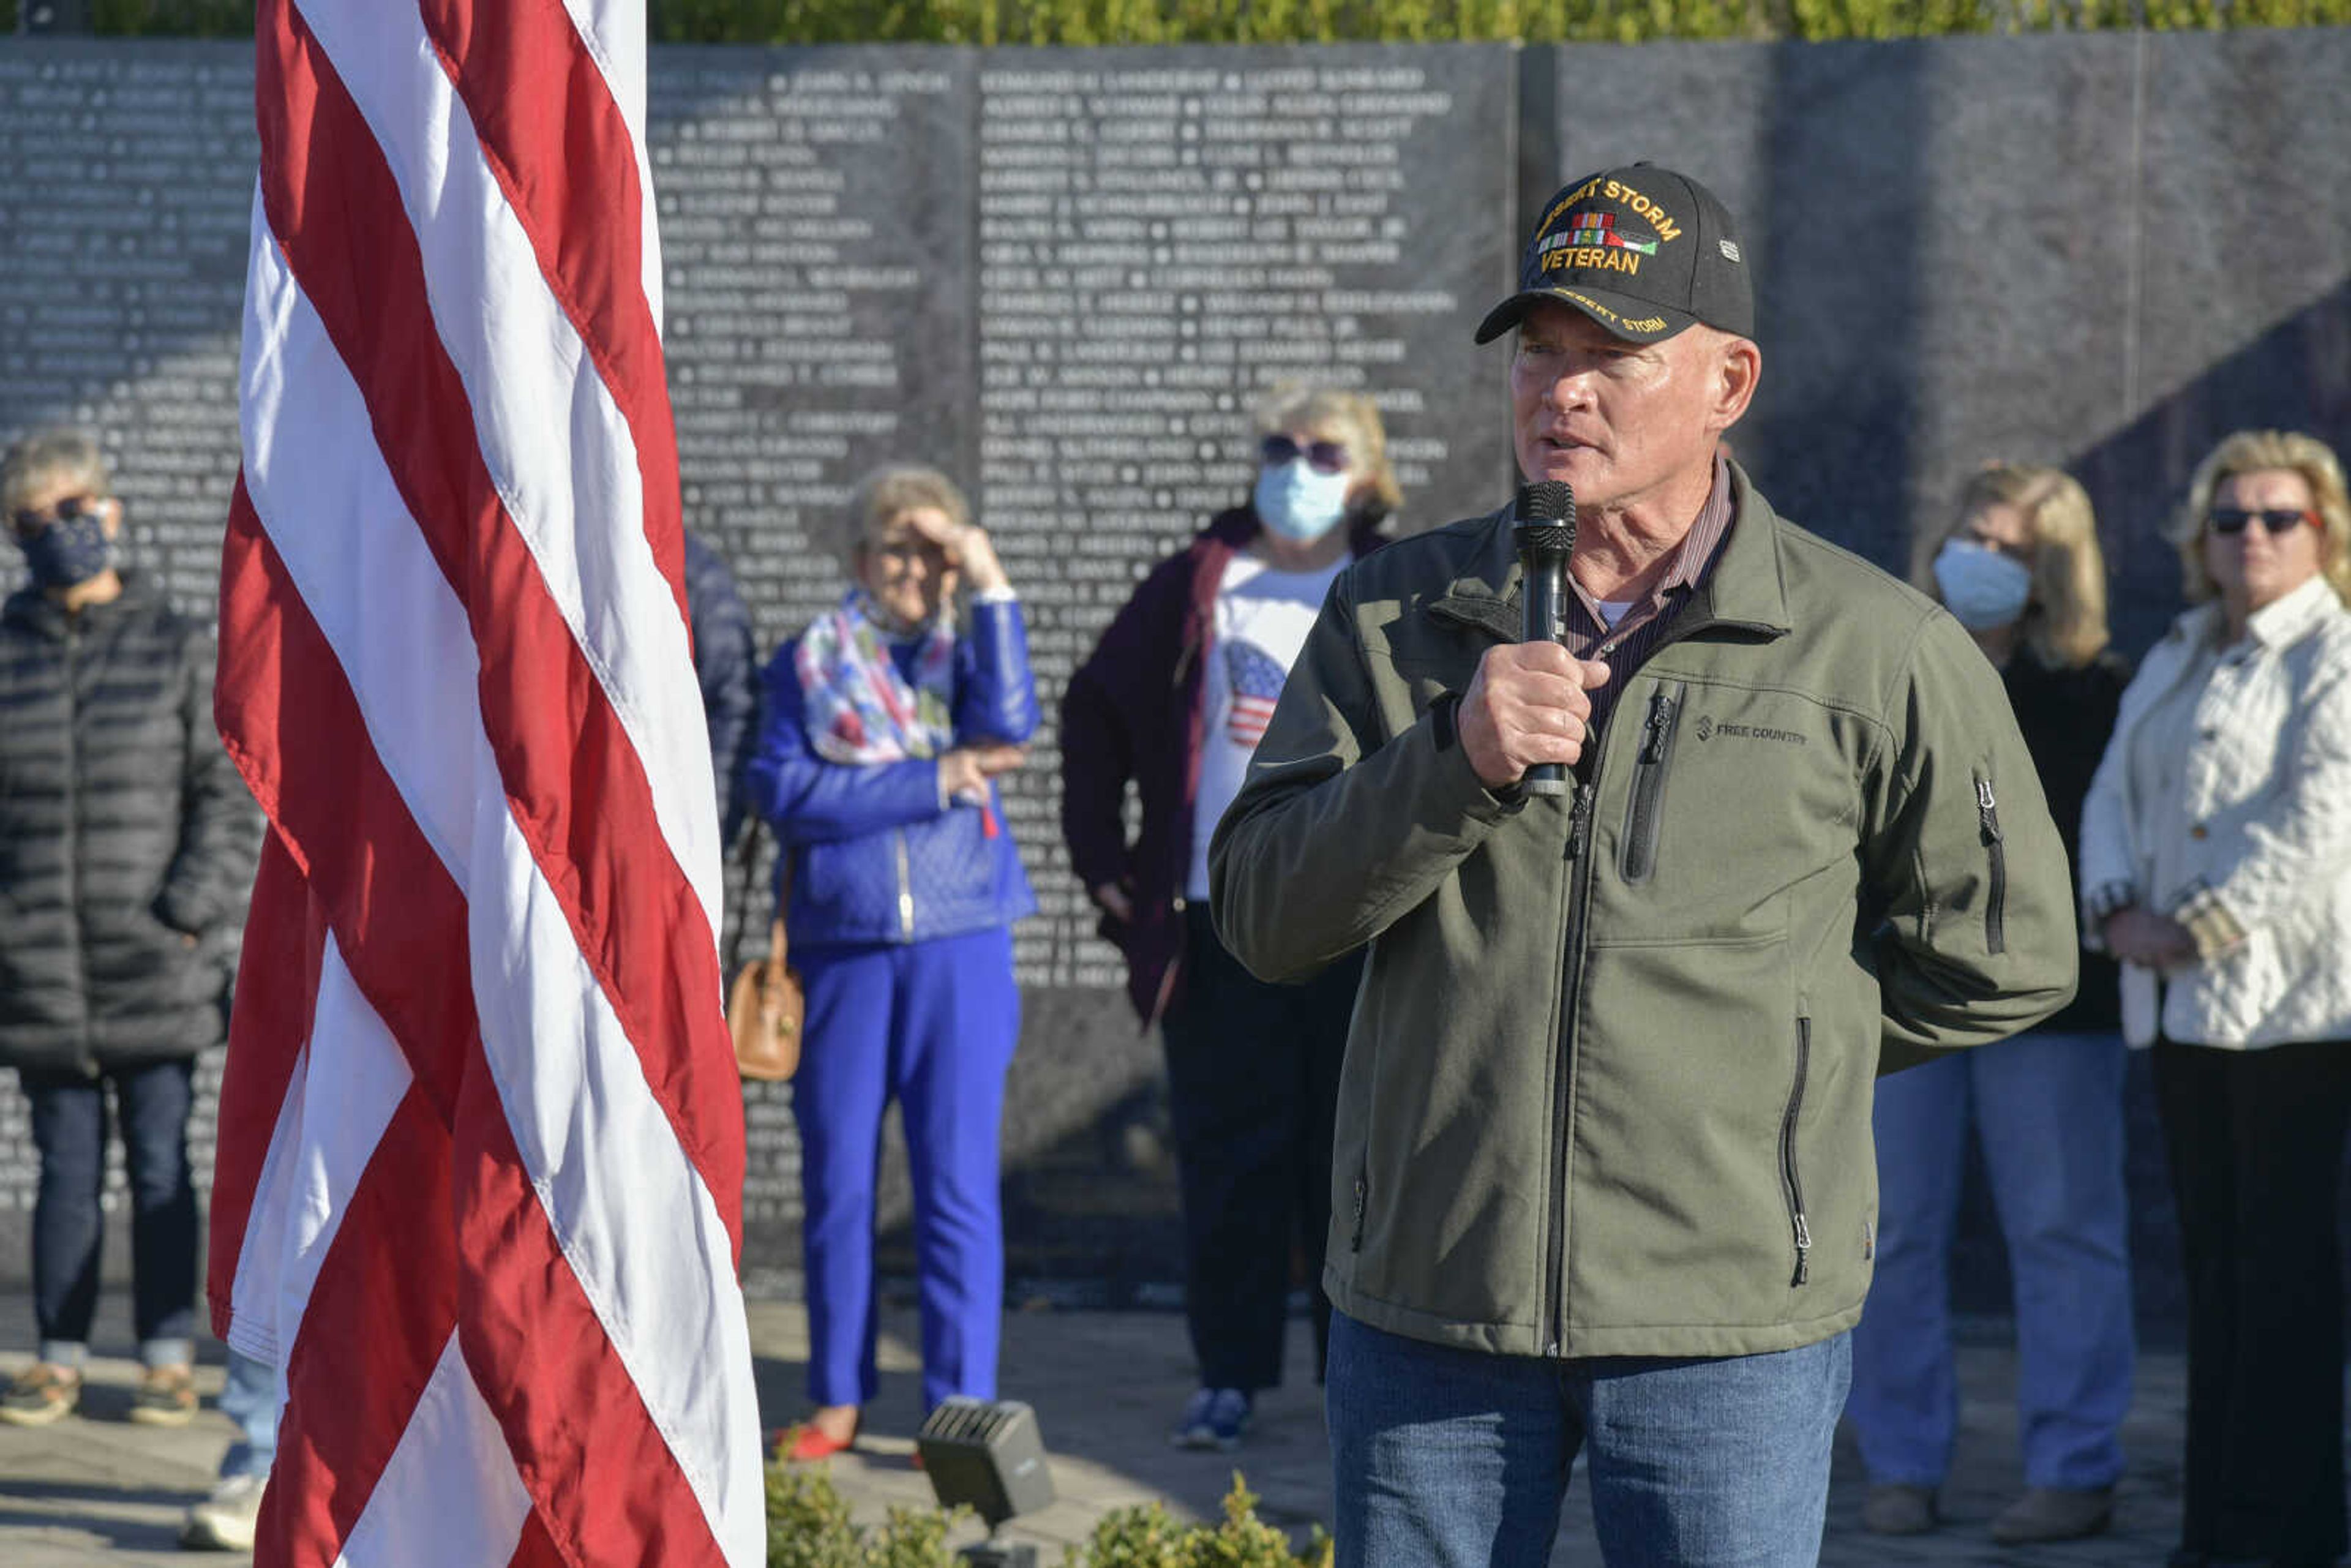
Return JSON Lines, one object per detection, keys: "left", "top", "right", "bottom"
{"left": 1262, "top": 434, "right": 1349, "bottom": 476}
{"left": 2207, "top": 506, "right": 2318, "bottom": 536}
{"left": 10, "top": 495, "right": 105, "bottom": 541}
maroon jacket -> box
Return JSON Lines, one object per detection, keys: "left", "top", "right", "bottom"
{"left": 1059, "top": 505, "right": 1387, "bottom": 1026}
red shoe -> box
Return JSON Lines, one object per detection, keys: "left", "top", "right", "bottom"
{"left": 776, "top": 1417, "right": 857, "bottom": 1463}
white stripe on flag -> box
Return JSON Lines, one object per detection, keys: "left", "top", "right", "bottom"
{"left": 267, "top": 940, "right": 413, "bottom": 1376}
{"left": 331, "top": 1334, "right": 533, "bottom": 1568}
{"left": 224, "top": 1038, "right": 306, "bottom": 1368}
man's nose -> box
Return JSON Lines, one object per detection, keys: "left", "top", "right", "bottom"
{"left": 1540, "top": 369, "right": 1595, "bottom": 411}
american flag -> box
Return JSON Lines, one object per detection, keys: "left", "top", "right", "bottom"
{"left": 1224, "top": 639, "right": 1290, "bottom": 748}
{"left": 206, "top": 1, "right": 763, "bottom": 1564}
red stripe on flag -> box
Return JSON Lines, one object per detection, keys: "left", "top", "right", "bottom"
{"left": 203, "top": 819, "right": 325, "bottom": 1340}
{"left": 415, "top": 0, "right": 688, "bottom": 623}
{"left": 506, "top": 1510, "right": 566, "bottom": 1568}
{"left": 258, "top": 1090, "right": 459, "bottom": 1568}
{"left": 253, "top": 0, "right": 743, "bottom": 1247}
{"left": 216, "top": 490, "right": 472, "bottom": 1118}
{"left": 458, "top": 1076, "right": 730, "bottom": 1568}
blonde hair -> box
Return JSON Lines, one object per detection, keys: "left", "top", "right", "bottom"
{"left": 1, "top": 429, "right": 111, "bottom": 520}
{"left": 1251, "top": 383, "right": 1403, "bottom": 527}
{"left": 834, "top": 463, "right": 972, "bottom": 572}
{"left": 2165, "top": 430, "right": 2351, "bottom": 607}
{"left": 1911, "top": 463, "right": 2110, "bottom": 669}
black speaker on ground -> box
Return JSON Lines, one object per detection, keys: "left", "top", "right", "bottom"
{"left": 917, "top": 1397, "right": 1054, "bottom": 1566}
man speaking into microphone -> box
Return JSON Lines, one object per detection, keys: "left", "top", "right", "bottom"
{"left": 1210, "top": 164, "right": 2080, "bottom": 1567}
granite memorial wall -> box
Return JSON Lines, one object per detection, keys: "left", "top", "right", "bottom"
{"left": 0, "top": 32, "right": 2344, "bottom": 1305}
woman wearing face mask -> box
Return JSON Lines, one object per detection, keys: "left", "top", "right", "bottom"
{"left": 2080, "top": 432, "right": 2351, "bottom": 1568}
{"left": 743, "top": 464, "right": 1037, "bottom": 1461}
{"left": 1059, "top": 384, "right": 1398, "bottom": 1450}
{"left": 0, "top": 432, "right": 257, "bottom": 1435}
{"left": 1848, "top": 465, "right": 2135, "bottom": 1547}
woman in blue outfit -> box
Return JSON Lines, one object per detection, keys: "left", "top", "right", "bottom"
{"left": 744, "top": 465, "right": 1037, "bottom": 1461}
{"left": 1848, "top": 464, "right": 2135, "bottom": 1545}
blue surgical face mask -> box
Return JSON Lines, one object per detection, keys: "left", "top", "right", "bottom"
{"left": 1932, "top": 538, "right": 2033, "bottom": 630}
{"left": 17, "top": 506, "right": 116, "bottom": 590}
{"left": 1253, "top": 460, "right": 1351, "bottom": 544}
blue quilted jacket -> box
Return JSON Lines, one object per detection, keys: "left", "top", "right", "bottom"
{"left": 744, "top": 598, "right": 1038, "bottom": 949}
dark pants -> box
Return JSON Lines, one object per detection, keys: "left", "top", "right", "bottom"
{"left": 2152, "top": 1037, "right": 2351, "bottom": 1566}
{"left": 1160, "top": 905, "right": 1360, "bottom": 1392}
{"left": 21, "top": 1059, "right": 198, "bottom": 1356}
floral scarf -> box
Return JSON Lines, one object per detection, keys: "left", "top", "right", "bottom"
{"left": 794, "top": 589, "right": 956, "bottom": 764}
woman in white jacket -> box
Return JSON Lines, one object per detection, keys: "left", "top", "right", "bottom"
{"left": 2079, "top": 429, "right": 2351, "bottom": 1568}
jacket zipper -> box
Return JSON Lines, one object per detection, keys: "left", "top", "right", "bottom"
{"left": 1351, "top": 1169, "right": 1367, "bottom": 1252}
{"left": 1780, "top": 1018, "right": 1813, "bottom": 1287}
{"left": 1542, "top": 774, "right": 1599, "bottom": 1354}
{"left": 1523, "top": 612, "right": 1771, "bottom": 1351}
{"left": 1619, "top": 683, "right": 1685, "bottom": 884}
{"left": 893, "top": 830, "right": 915, "bottom": 940}
{"left": 63, "top": 618, "right": 92, "bottom": 1076}
{"left": 1974, "top": 774, "right": 2006, "bottom": 955}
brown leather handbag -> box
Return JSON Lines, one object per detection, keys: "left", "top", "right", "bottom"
{"left": 728, "top": 914, "right": 803, "bottom": 1081}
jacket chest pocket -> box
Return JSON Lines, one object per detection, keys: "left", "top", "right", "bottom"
{"left": 1619, "top": 681, "right": 1687, "bottom": 884}
{"left": 1602, "top": 685, "right": 1861, "bottom": 934}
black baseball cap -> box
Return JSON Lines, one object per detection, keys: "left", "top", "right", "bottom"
{"left": 1475, "top": 163, "right": 1753, "bottom": 346}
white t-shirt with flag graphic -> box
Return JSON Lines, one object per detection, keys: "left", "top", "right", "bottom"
{"left": 1189, "top": 552, "right": 1351, "bottom": 901}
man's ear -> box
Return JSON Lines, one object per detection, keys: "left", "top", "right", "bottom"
{"left": 1712, "top": 334, "right": 1761, "bottom": 432}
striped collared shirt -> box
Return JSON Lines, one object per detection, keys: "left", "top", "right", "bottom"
{"left": 1559, "top": 452, "right": 1734, "bottom": 741}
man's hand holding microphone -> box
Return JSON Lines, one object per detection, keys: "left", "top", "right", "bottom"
{"left": 1460, "top": 480, "right": 1610, "bottom": 792}
{"left": 1460, "top": 642, "right": 1611, "bottom": 790}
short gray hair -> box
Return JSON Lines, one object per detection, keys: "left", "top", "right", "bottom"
{"left": 1, "top": 429, "right": 111, "bottom": 520}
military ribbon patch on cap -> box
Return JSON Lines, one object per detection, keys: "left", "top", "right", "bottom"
{"left": 1565, "top": 211, "right": 1659, "bottom": 255}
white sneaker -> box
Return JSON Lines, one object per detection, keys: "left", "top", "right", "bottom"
{"left": 182, "top": 1472, "right": 266, "bottom": 1551}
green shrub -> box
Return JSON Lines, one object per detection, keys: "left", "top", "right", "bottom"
{"left": 763, "top": 1465, "right": 1327, "bottom": 1568}
{"left": 767, "top": 1461, "right": 869, "bottom": 1568}
{"left": 1063, "top": 1475, "right": 1331, "bottom": 1568}
{"left": 768, "top": 1460, "right": 978, "bottom": 1567}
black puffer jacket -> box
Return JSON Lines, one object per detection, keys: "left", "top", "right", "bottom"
{"left": 0, "top": 573, "right": 257, "bottom": 1073}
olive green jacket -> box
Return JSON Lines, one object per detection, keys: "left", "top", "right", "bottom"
{"left": 1210, "top": 464, "right": 2077, "bottom": 1359}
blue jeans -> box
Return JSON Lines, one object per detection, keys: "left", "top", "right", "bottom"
{"left": 20, "top": 1060, "right": 198, "bottom": 1365}
{"left": 217, "top": 1350, "right": 278, "bottom": 1481}
{"left": 1327, "top": 1310, "right": 1850, "bottom": 1568}
{"left": 1846, "top": 1032, "right": 2133, "bottom": 1491}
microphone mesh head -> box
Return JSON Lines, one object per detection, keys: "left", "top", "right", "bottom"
{"left": 1513, "top": 481, "right": 1577, "bottom": 556}
{"left": 1518, "top": 481, "right": 1575, "bottom": 523}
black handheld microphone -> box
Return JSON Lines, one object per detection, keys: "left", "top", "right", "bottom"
{"left": 1513, "top": 480, "right": 1577, "bottom": 798}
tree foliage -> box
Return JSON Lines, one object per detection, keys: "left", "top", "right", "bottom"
{"left": 8, "top": 0, "right": 2346, "bottom": 41}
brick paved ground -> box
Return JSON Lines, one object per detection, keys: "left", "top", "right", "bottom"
{"left": 0, "top": 1289, "right": 2219, "bottom": 1566}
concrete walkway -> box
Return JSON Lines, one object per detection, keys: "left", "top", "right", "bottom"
{"left": 0, "top": 1292, "right": 2196, "bottom": 1564}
